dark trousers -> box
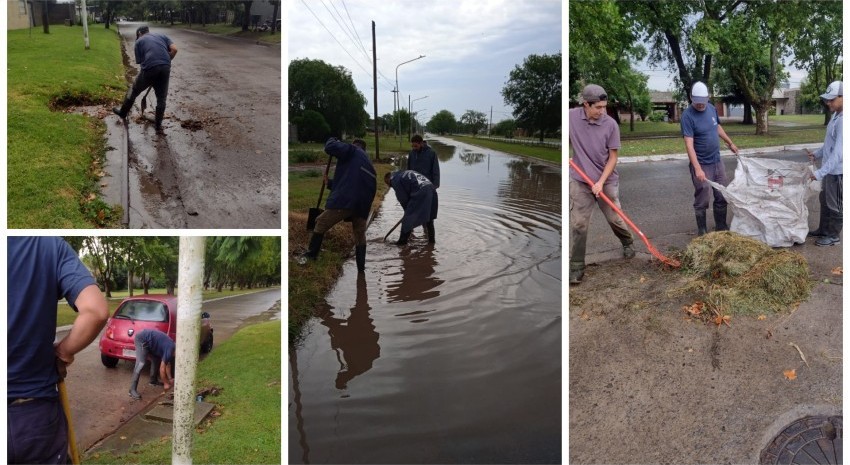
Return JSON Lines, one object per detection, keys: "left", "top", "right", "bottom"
{"left": 689, "top": 161, "right": 727, "bottom": 211}
{"left": 119, "top": 64, "right": 171, "bottom": 125}
{"left": 820, "top": 174, "right": 843, "bottom": 236}
{"left": 8, "top": 397, "right": 69, "bottom": 464}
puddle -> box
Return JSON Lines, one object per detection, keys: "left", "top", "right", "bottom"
{"left": 289, "top": 137, "right": 562, "bottom": 464}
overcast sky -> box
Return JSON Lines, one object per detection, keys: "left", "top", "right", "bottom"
{"left": 287, "top": 0, "right": 562, "bottom": 125}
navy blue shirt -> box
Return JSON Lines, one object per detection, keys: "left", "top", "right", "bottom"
{"left": 324, "top": 138, "right": 378, "bottom": 219}
{"left": 391, "top": 170, "right": 437, "bottom": 232}
{"left": 135, "top": 33, "right": 173, "bottom": 70}
{"left": 137, "top": 329, "right": 175, "bottom": 364}
{"left": 681, "top": 103, "right": 722, "bottom": 165}
{"left": 407, "top": 143, "right": 440, "bottom": 187}
{"left": 8, "top": 237, "right": 97, "bottom": 398}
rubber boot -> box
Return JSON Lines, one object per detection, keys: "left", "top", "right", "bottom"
{"left": 355, "top": 245, "right": 366, "bottom": 272}
{"left": 426, "top": 221, "right": 435, "bottom": 244}
{"left": 713, "top": 206, "right": 729, "bottom": 231}
{"left": 155, "top": 110, "right": 164, "bottom": 133}
{"left": 695, "top": 210, "right": 708, "bottom": 236}
{"left": 396, "top": 230, "right": 411, "bottom": 246}
{"left": 304, "top": 233, "right": 324, "bottom": 259}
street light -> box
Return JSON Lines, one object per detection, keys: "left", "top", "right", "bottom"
{"left": 394, "top": 55, "right": 425, "bottom": 140}
{"left": 409, "top": 95, "right": 428, "bottom": 140}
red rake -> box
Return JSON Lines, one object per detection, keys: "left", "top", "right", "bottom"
{"left": 569, "top": 158, "right": 680, "bottom": 268}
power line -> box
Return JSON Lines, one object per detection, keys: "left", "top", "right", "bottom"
{"left": 299, "top": 0, "right": 376, "bottom": 81}
{"left": 338, "top": 0, "right": 371, "bottom": 62}
{"left": 320, "top": 0, "right": 371, "bottom": 63}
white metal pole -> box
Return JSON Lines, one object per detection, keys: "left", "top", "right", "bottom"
{"left": 172, "top": 237, "right": 205, "bottom": 465}
{"left": 80, "top": 0, "right": 90, "bottom": 49}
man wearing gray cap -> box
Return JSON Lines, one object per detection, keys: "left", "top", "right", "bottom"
{"left": 680, "top": 81, "right": 739, "bottom": 235}
{"left": 569, "top": 84, "right": 635, "bottom": 285}
{"left": 806, "top": 80, "right": 843, "bottom": 246}
{"left": 113, "top": 26, "right": 177, "bottom": 133}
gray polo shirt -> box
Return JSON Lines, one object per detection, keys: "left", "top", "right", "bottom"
{"left": 569, "top": 106, "right": 621, "bottom": 185}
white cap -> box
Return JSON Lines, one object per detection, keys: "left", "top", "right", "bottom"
{"left": 820, "top": 81, "right": 843, "bottom": 100}
{"left": 691, "top": 82, "right": 709, "bottom": 104}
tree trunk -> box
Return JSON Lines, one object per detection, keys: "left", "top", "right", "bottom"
{"left": 166, "top": 282, "right": 175, "bottom": 295}
{"left": 173, "top": 237, "right": 205, "bottom": 465}
{"left": 41, "top": 1, "right": 49, "bottom": 34}
{"left": 742, "top": 102, "right": 753, "bottom": 125}
{"left": 753, "top": 103, "right": 769, "bottom": 135}
{"left": 104, "top": 281, "right": 111, "bottom": 298}
{"left": 271, "top": 2, "right": 279, "bottom": 34}
{"left": 128, "top": 269, "right": 134, "bottom": 297}
{"left": 242, "top": 1, "right": 252, "bottom": 32}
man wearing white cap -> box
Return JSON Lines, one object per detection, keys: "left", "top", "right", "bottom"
{"left": 806, "top": 81, "right": 843, "bottom": 246}
{"left": 569, "top": 84, "right": 635, "bottom": 285}
{"left": 680, "top": 81, "right": 739, "bottom": 235}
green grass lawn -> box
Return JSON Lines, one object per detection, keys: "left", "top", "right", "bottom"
{"left": 617, "top": 128, "right": 826, "bottom": 157}
{"left": 56, "top": 287, "right": 278, "bottom": 327}
{"left": 442, "top": 135, "right": 562, "bottom": 164}
{"left": 87, "top": 319, "right": 281, "bottom": 464}
{"left": 8, "top": 26, "right": 126, "bottom": 228}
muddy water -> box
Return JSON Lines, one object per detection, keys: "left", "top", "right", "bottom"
{"left": 289, "top": 138, "right": 562, "bottom": 464}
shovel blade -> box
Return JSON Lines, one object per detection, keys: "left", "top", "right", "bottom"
{"left": 307, "top": 208, "right": 323, "bottom": 231}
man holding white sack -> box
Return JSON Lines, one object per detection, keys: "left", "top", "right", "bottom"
{"left": 806, "top": 81, "right": 843, "bottom": 247}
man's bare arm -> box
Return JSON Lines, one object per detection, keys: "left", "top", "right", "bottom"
{"left": 55, "top": 284, "right": 109, "bottom": 368}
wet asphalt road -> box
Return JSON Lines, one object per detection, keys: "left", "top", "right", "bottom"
{"left": 113, "top": 23, "right": 281, "bottom": 228}
{"left": 57, "top": 289, "right": 281, "bottom": 452}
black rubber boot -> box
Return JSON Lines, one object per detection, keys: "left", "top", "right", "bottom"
{"left": 426, "top": 221, "right": 435, "bottom": 243}
{"left": 396, "top": 230, "right": 411, "bottom": 246}
{"left": 155, "top": 110, "right": 164, "bottom": 133}
{"left": 355, "top": 245, "right": 366, "bottom": 272}
{"left": 713, "top": 206, "right": 729, "bottom": 231}
{"left": 304, "top": 233, "right": 324, "bottom": 259}
{"left": 695, "top": 210, "right": 708, "bottom": 236}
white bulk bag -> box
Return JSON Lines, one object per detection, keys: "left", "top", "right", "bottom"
{"left": 708, "top": 156, "right": 821, "bottom": 247}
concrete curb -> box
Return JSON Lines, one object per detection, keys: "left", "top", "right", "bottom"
{"left": 617, "top": 143, "right": 822, "bottom": 164}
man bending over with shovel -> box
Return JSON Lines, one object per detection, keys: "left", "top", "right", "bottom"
{"left": 385, "top": 170, "right": 437, "bottom": 245}
{"left": 302, "top": 137, "right": 377, "bottom": 272}
{"left": 129, "top": 328, "right": 175, "bottom": 400}
{"left": 8, "top": 237, "right": 108, "bottom": 464}
{"left": 113, "top": 26, "right": 177, "bottom": 133}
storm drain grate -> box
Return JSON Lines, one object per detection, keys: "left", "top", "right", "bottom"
{"left": 760, "top": 416, "right": 842, "bottom": 464}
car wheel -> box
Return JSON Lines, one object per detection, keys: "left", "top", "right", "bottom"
{"left": 201, "top": 332, "right": 214, "bottom": 354}
{"left": 101, "top": 354, "right": 119, "bottom": 368}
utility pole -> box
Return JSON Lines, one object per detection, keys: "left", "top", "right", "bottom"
{"left": 41, "top": 0, "right": 49, "bottom": 34}
{"left": 172, "top": 237, "right": 205, "bottom": 465}
{"left": 489, "top": 106, "right": 493, "bottom": 136}
{"left": 371, "top": 21, "right": 380, "bottom": 161}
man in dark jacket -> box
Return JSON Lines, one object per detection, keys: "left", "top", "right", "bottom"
{"left": 406, "top": 134, "right": 439, "bottom": 242}
{"left": 303, "top": 137, "right": 377, "bottom": 271}
{"left": 384, "top": 170, "right": 437, "bottom": 245}
{"left": 113, "top": 26, "right": 178, "bottom": 132}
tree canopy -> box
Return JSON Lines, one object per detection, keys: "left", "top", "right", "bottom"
{"left": 289, "top": 58, "right": 368, "bottom": 140}
{"left": 426, "top": 110, "right": 458, "bottom": 135}
{"left": 501, "top": 52, "right": 562, "bottom": 142}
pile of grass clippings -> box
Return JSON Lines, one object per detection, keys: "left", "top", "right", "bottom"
{"left": 673, "top": 232, "right": 812, "bottom": 315}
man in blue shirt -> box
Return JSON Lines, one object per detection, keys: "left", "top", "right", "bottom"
{"left": 681, "top": 81, "right": 739, "bottom": 235}
{"left": 384, "top": 170, "right": 437, "bottom": 245}
{"left": 8, "top": 237, "right": 108, "bottom": 464}
{"left": 129, "top": 329, "right": 176, "bottom": 400}
{"left": 806, "top": 81, "right": 843, "bottom": 246}
{"left": 407, "top": 134, "right": 440, "bottom": 242}
{"left": 301, "top": 137, "right": 377, "bottom": 272}
{"left": 113, "top": 26, "right": 178, "bottom": 133}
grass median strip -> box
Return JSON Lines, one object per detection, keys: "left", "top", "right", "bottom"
{"left": 87, "top": 319, "right": 281, "bottom": 464}
{"left": 8, "top": 26, "right": 125, "bottom": 228}
{"left": 442, "top": 134, "right": 562, "bottom": 163}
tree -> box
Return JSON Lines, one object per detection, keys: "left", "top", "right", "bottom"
{"left": 241, "top": 1, "right": 253, "bottom": 32}
{"left": 502, "top": 53, "right": 561, "bottom": 142}
{"left": 293, "top": 110, "right": 331, "bottom": 143}
{"left": 426, "top": 110, "right": 457, "bottom": 135}
{"left": 490, "top": 119, "right": 517, "bottom": 138}
{"left": 83, "top": 236, "right": 123, "bottom": 297}
{"left": 789, "top": 1, "right": 842, "bottom": 124}
{"left": 459, "top": 110, "right": 488, "bottom": 136}
{"left": 289, "top": 58, "right": 369, "bottom": 138}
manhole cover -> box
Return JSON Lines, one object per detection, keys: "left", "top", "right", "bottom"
{"left": 761, "top": 416, "right": 842, "bottom": 464}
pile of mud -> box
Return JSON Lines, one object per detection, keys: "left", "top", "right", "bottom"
{"left": 674, "top": 231, "right": 811, "bottom": 315}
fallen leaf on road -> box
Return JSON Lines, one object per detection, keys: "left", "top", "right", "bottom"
{"left": 639, "top": 275, "right": 647, "bottom": 283}
{"left": 757, "top": 315, "right": 767, "bottom": 321}
{"left": 683, "top": 301, "right": 704, "bottom": 317}
{"left": 783, "top": 369, "right": 797, "bottom": 381}
{"left": 832, "top": 266, "right": 843, "bottom": 275}
{"left": 120, "top": 436, "right": 127, "bottom": 440}
{"left": 714, "top": 315, "right": 731, "bottom": 326}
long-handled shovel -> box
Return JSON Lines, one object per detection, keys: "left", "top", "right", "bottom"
{"left": 569, "top": 158, "right": 680, "bottom": 268}
{"left": 307, "top": 155, "right": 334, "bottom": 230}
{"left": 58, "top": 379, "right": 81, "bottom": 465}
{"left": 383, "top": 218, "right": 403, "bottom": 242}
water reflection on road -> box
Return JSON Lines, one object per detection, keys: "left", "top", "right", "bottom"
{"left": 289, "top": 137, "right": 562, "bottom": 464}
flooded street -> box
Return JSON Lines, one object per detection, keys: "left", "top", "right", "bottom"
{"left": 289, "top": 138, "right": 562, "bottom": 464}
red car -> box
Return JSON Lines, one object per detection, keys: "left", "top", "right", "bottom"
{"left": 99, "top": 294, "right": 214, "bottom": 368}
